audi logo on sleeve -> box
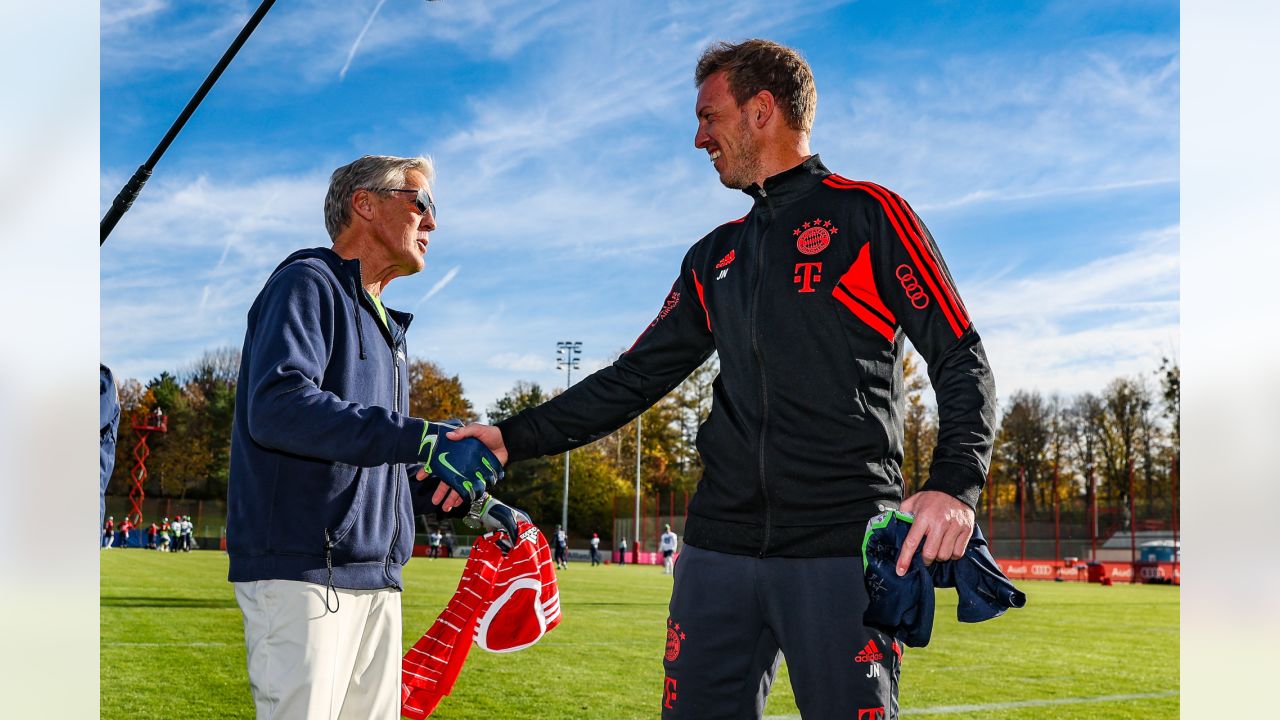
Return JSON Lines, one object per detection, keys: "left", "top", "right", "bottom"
{"left": 895, "top": 264, "right": 929, "bottom": 309}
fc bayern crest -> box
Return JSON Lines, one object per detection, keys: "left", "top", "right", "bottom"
{"left": 665, "top": 617, "right": 686, "bottom": 662}
{"left": 794, "top": 217, "right": 837, "bottom": 255}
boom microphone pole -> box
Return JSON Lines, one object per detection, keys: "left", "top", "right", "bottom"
{"left": 100, "top": 0, "right": 278, "bottom": 245}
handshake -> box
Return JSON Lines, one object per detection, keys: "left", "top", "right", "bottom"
{"left": 414, "top": 420, "right": 527, "bottom": 551}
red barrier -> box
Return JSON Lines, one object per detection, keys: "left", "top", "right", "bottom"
{"left": 998, "top": 560, "right": 1086, "bottom": 582}
{"left": 612, "top": 550, "right": 677, "bottom": 566}
{"left": 1135, "top": 561, "right": 1180, "bottom": 584}
{"left": 412, "top": 544, "right": 454, "bottom": 558}
{"left": 998, "top": 559, "right": 1179, "bottom": 585}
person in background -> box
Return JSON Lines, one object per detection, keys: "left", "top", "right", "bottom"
{"left": 147, "top": 522, "right": 159, "bottom": 550}
{"left": 553, "top": 524, "right": 569, "bottom": 570}
{"left": 659, "top": 523, "right": 679, "bottom": 575}
{"left": 428, "top": 527, "right": 443, "bottom": 560}
{"left": 159, "top": 518, "right": 171, "bottom": 553}
{"left": 590, "top": 531, "right": 601, "bottom": 566}
{"left": 103, "top": 515, "right": 115, "bottom": 549}
{"left": 171, "top": 516, "right": 183, "bottom": 552}
{"left": 618, "top": 537, "right": 627, "bottom": 565}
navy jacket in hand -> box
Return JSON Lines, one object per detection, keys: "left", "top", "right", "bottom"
{"left": 862, "top": 510, "right": 1026, "bottom": 647}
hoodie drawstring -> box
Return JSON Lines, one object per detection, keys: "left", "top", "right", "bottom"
{"left": 350, "top": 276, "right": 367, "bottom": 360}
{"left": 323, "top": 528, "right": 340, "bottom": 614}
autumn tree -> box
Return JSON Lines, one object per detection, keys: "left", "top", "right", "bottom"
{"left": 900, "top": 351, "right": 936, "bottom": 494}
{"left": 1064, "top": 392, "right": 1104, "bottom": 516}
{"left": 1158, "top": 357, "right": 1179, "bottom": 458}
{"left": 1044, "top": 394, "right": 1072, "bottom": 508}
{"left": 596, "top": 396, "right": 686, "bottom": 497}
{"left": 107, "top": 378, "right": 146, "bottom": 496}
{"left": 140, "top": 371, "right": 201, "bottom": 499}
{"left": 994, "top": 390, "right": 1052, "bottom": 514}
{"left": 182, "top": 348, "right": 239, "bottom": 498}
{"left": 668, "top": 354, "right": 718, "bottom": 481}
{"left": 1096, "top": 376, "right": 1155, "bottom": 528}
{"left": 486, "top": 380, "right": 548, "bottom": 425}
{"left": 484, "top": 382, "right": 560, "bottom": 526}
{"left": 408, "top": 358, "right": 476, "bottom": 422}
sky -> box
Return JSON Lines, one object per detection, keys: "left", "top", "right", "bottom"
{"left": 100, "top": 0, "right": 1179, "bottom": 418}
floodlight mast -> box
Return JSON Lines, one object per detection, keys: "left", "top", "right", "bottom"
{"left": 101, "top": 0, "right": 279, "bottom": 245}
{"left": 555, "top": 341, "right": 582, "bottom": 532}
{"left": 635, "top": 410, "right": 642, "bottom": 564}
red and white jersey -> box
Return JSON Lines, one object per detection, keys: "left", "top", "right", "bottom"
{"left": 401, "top": 520, "right": 561, "bottom": 719}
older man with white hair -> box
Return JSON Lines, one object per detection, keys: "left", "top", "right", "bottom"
{"left": 226, "top": 155, "right": 523, "bottom": 720}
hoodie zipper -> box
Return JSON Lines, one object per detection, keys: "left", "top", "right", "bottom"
{"left": 361, "top": 279, "right": 405, "bottom": 587}
{"left": 386, "top": 330, "right": 404, "bottom": 586}
{"left": 751, "top": 186, "right": 774, "bottom": 557}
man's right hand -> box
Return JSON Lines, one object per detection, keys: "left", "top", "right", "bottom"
{"left": 444, "top": 423, "right": 508, "bottom": 465}
{"left": 417, "top": 421, "right": 503, "bottom": 508}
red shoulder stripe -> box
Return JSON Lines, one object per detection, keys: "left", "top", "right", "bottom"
{"left": 895, "top": 194, "right": 971, "bottom": 320}
{"left": 833, "top": 180, "right": 968, "bottom": 337}
{"left": 825, "top": 178, "right": 969, "bottom": 325}
{"left": 869, "top": 183, "right": 969, "bottom": 331}
{"left": 836, "top": 242, "right": 897, "bottom": 327}
{"left": 833, "top": 285, "right": 895, "bottom": 344}
{"left": 690, "top": 269, "right": 712, "bottom": 333}
{"left": 880, "top": 184, "right": 967, "bottom": 330}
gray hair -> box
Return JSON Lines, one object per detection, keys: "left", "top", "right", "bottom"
{"left": 323, "top": 155, "right": 435, "bottom": 240}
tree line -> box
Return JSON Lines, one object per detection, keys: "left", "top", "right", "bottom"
{"left": 904, "top": 354, "right": 1180, "bottom": 532}
{"left": 108, "top": 348, "right": 1178, "bottom": 536}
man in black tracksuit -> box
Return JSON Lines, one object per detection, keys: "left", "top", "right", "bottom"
{"left": 456, "top": 40, "right": 996, "bottom": 719}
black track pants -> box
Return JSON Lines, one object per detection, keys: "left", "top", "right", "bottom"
{"left": 661, "top": 545, "right": 901, "bottom": 719}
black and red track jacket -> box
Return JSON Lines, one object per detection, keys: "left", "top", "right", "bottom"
{"left": 497, "top": 155, "right": 996, "bottom": 558}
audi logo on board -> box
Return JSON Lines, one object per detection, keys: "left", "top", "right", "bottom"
{"left": 895, "top": 264, "right": 929, "bottom": 309}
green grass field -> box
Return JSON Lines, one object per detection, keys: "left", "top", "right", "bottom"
{"left": 101, "top": 551, "right": 1178, "bottom": 719}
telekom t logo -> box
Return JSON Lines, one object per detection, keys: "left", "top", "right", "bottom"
{"left": 794, "top": 262, "right": 823, "bottom": 293}
{"left": 857, "top": 708, "right": 885, "bottom": 720}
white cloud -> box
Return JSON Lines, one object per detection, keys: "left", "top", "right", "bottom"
{"left": 100, "top": 0, "right": 168, "bottom": 32}
{"left": 486, "top": 353, "right": 550, "bottom": 373}
{"left": 817, "top": 40, "right": 1179, "bottom": 208}
{"left": 964, "top": 226, "right": 1179, "bottom": 403}
{"left": 965, "top": 226, "right": 1178, "bottom": 323}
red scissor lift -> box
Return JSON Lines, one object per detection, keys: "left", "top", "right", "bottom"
{"left": 128, "top": 408, "right": 167, "bottom": 528}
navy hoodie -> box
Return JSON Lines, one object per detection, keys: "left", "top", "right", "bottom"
{"left": 227, "top": 247, "right": 432, "bottom": 590}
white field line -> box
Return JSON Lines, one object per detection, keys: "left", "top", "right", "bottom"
{"left": 763, "top": 689, "right": 1179, "bottom": 718}
{"left": 103, "top": 642, "right": 233, "bottom": 647}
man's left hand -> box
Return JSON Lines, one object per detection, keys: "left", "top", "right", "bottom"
{"left": 895, "top": 490, "right": 975, "bottom": 576}
{"left": 418, "top": 469, "right": 468, "bottom": 515}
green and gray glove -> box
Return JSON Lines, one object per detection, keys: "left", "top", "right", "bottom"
{"left": 418, "top": 420, "right": 504, "bottom": 504}
{"left": 466, "top": 494, "right": 531, "bottom": 555}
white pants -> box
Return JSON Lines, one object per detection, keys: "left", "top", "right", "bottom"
{"left": 234, "top": 580, "right": 401, "bottom": 720}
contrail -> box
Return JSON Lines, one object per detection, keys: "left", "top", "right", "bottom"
{"left": 339, "top": 0, "right": 389, "bottom": 81}
{"left": 417, "top": 265, "right": 460, "bottom": 308}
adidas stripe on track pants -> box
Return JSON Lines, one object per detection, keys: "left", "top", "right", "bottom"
{"left": 661, "top": 545, "right": 902, "bottom": 720}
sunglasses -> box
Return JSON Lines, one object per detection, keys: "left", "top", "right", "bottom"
{"left": 374, "top": 187, "right": 436, "bottom": 219}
